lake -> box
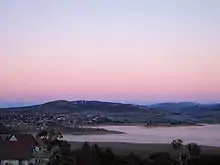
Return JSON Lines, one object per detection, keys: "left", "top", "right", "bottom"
{"left": 63, "top": 125, "right": 220, "bottom": 147}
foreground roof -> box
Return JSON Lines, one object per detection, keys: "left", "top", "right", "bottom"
{"left": 0, "top": 123, "right": 11, "bottom": 134}
{"left": 0, "top": 133, "right": 39, "bottom": 160}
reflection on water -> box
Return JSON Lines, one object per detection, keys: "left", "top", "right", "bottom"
{"left": 63, "top": 125, "right": 220, "bottom": 147}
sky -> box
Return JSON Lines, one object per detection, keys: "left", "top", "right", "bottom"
{"left": 0, "top": 0, "right": 220, "bottom": 107}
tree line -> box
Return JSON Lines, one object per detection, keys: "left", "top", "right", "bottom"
{"left": 36, "top": 130, "right": 220, "bottom": 165}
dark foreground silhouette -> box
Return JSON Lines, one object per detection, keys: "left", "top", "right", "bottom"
{"left": 47, "top": 140, "right": 220, "bottom": 165}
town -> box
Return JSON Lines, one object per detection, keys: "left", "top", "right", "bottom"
{"left": 0, "top": 109, "right": 125, "bottom": 134}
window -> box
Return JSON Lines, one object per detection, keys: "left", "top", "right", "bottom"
{"left": 5, "top": 163, "right": 13, "bottom": 165}
{"left": 9, "top": 135, "right": 18, "bottom": 141}
{"left": 19, "top": 160, "right": 23, "bottom": 165}
{"left": 34, "top": 146, "right": 40, "bottom": 152}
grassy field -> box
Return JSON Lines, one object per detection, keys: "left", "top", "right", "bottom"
{"left": 69, "top": 142, "right": 220, "bottom": 158}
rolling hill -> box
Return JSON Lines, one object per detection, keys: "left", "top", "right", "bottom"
{"left": 147, "top": 102, "right": 220, "bottom": 123}
{"left": 0, "top": 100, "right": 169, "bottom": 123}
{"left": 0, "top": 100, "right": 153, "bottom": 113}
{"left": 1, "top": 101, "right": 220, "bottom": 124}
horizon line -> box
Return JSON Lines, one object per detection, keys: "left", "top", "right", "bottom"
{"left": 0, "top": 99, "right": 220, "bottom": 108}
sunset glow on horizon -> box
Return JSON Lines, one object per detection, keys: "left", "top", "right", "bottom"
{"left": 1, "top": 0, "right": 220, "bottom": 106}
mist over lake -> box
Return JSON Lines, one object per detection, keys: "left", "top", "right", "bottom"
{"left": 63, "top": 125, "right": 220, "bottom": 147}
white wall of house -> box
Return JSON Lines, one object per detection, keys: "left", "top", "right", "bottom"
{"left": 22, "top": 160, "right": 28, "bottom": 165}
{"left": 29, "top": 158, "right": 48, "bottom": 165}
{"left": 29, "top": 158, "right": 37, "bottom": 164}
{"left": 1, "top": 160, "right": 29, "bottom": 165}
{"left": 1, "top": 158, "right": 49, "bottom": 165}
{"left": 1, "top": 160, "right": 18, "bottom": 165}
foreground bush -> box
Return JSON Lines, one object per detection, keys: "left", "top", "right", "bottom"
{"left": 48, "top": 141, "right": 220, "bottom": 165}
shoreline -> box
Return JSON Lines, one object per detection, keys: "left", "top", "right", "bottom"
{"left": 25, "top": 123, "right": 213, "bottom": 136}
{"left": 26, "top": 127, "right": 124, "bottom": 136}
{"left": 87, "top": 123, "right": 204, "bottom": 128}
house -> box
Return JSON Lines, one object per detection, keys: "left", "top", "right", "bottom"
{"left": 0, "top": 123, "right": 12, "bottom": 134}
{"left": 0, "top": 133, "right": 50, "bottom": 165}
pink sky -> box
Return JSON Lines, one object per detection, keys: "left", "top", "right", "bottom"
{"left": 1, "top": 0, "right": 220, "bottom": 104}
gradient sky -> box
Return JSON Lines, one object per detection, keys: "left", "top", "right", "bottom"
{"left": 1, "top": 0, "right": 220, "bottom": 107}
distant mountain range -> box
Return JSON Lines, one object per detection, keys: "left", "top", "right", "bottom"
{"left": 1, "top": 100, "right": 219, "bottom": 112}
{"left": 147, "top": 102, "right": 220, "bottom": 124}
{"left": 147, "top": 102, "right": 220, "bottom": 113}
{"left": 0, "top": 100, "right": 220, "bottom": 124}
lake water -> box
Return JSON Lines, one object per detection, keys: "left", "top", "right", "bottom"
{"left": 63, "top": 125, "right": 220, "bottom": 147}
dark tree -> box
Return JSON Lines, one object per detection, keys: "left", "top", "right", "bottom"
{"left": 171, "top": 139, "right": 184, "bottom": 165}
{"left": 187, "top": 142, "right": 201, "bottom": 156}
